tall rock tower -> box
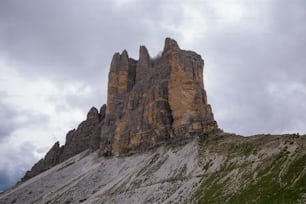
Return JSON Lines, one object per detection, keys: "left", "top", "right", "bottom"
{"left": 20, "top": 38, "right": 218, "bottom": 182}
{"left": 101, "top": 38, "right": 217, "bottom": 156}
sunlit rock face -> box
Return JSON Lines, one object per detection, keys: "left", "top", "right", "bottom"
{"left": 101, "top": 38, "right": 217, "bottom": 156}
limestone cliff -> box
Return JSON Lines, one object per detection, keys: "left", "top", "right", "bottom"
{"left": 21, "top": 37, "right": 217, "bottom": 181}
{"left": 101, "top": 38, "right": 217, "bottom": 156}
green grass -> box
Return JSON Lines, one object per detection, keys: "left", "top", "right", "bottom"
{"left": 229, "top": 142, "right": 256, "bottom": 157}
{"left": 194, "top": 171, "right": 228, "bottom": 204}
{"left": 282, "top": 154, "right": 306, "bottom": 185}
{"left": 194, "top": 143, "right": 306, "bottom": 204}
{"left": 228, "top": 153, "right": 306, "bottom": 204}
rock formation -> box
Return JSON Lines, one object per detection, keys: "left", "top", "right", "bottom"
{"left": 21, "top": 142, "right": 61, "bottom": 181}
{"left": 4, "top": 38, "right": 306, "bottom": 204}
{"left": 59, "top": 106, "right": 104, "bottom": 162}
{"left": 21, "top": 106, "right": 106, "bottom": 181}
{"left": 100, "top": 38, "right": 217, "bottom": 156}
{"left": 21, "top": 37, "right": 217, "bottom": 181}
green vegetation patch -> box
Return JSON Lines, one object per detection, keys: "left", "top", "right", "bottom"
{"left": 228, "top": 153, "right": 306, "bottom": 204}
{"left": 194, "top": 139, "right": 306, "bottom": 204}
{"left": 229, "top": 142, "right": 256, "bottom": 157}
{"left": 194, "top": 171, "right": 229, "bottom": 204}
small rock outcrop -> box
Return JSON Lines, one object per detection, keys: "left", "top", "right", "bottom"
{"left": 59, "top": 106, "right": 102, "bottom": 162}
{"left": 21, "top": 142, "right": 61, "bottom": 182}
{"left": 100, "top": 38, "right": 217, "bottom": 156}
{"left": 21, "top": 105, "right": 106, "bottom": 181}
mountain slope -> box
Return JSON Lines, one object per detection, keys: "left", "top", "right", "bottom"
{"left": 194, "top": 133, "right": 306, "bottom": 204}
{"left": 1, "top": 133, "right": 305, "bottom": 204}
{"left": 0, "top": 139, "right": 202, "bottom": 204}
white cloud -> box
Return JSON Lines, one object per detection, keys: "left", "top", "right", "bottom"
{"left": 210, "top": 1, "right": 246, "bottom": 23}
{"left": 0, "top": 60, "right": 89, "bottom": 157}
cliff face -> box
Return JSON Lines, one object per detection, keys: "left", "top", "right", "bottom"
{"left": 21, "top": 38, "right": 217, "bottom": 181}
{"left": 101, "top": 38, "right": 217, "bottom": 156}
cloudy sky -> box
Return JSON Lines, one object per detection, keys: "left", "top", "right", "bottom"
{"left": 0, "top": 0, "right": 305, "bottom": 191}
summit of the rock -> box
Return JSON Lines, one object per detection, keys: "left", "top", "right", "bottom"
{"left": 163, "top": 37, "right": 180, "bottom": 52}
{"left": 87, "top": 107, "right": 99, "bottom": 119}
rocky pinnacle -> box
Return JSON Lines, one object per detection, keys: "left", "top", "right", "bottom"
{"left": 21, "top": 38, "right": 217, "bottom": 181}
{"left": 100, "top": 37, "right": 217, "bottom": 156}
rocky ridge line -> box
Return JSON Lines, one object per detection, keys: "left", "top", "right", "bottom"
{"left": 21, "top": 106, "right": 106, "bottom": 182}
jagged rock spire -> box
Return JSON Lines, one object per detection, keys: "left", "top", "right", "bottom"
{"left": 87, "top": 107, "right": 99, "bottom": 119}
{"left": 99, "top": 104, "right": 106, "bottom": 119}
{"left": 163, "top": 37, "right": 180, "bottom": 53}
{"left": 136, "top": 45, "right": 151, "bottom": 83}
{"left": 110, "top": 53, "right": 120, "bottom": 72}
{"left": 119, "top": 50, "right": 130, "bottom": 71}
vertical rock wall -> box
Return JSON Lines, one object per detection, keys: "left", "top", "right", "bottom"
{"left": 101, "top": 38, "right": 217, "bottom": 156}
{"left": 164, "top": 38, "right": 216, "bottom": 136}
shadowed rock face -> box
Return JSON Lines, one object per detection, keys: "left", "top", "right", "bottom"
{"left": 21, "top": 106, "right": 106, "bottom": 182}
{"left": 59, "top": 107, "right": 102, "bottom": 162}
{"left": 21, "top": 142, "right": 61, "bottom": 182}
{"left": 101, "top": 38, "right": 217, "bottom": 156}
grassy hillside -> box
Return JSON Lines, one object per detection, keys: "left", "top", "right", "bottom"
{"left": 193, "top": 133, "right": 306, "bottom": 204}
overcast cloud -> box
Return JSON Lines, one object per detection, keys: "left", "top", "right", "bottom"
{"left": 0, "top": 0, "right": 305, "bottom": 191}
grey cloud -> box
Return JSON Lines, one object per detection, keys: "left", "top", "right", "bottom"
{"left": 0, "top": 0, "right": 172, "bottom": 111}
{"left": 0, "top": 92, "right": 49, "bottom": 142}
{"left": 0, "top": 91, "right": 19, "bottom": 140}
{"left": 0, "top": 0, "right": 166, "bottom": 82}
{"left": 0, "top": 142, "right": 37, "bottom": 191}
{"left": 198, "top": 0, "right": 306, "bottom": 135}
{"left": 0, "top": 103, "right": 16, "bottom": 141}
{"left": 0, "top": 173, "right": 12, "bottom": 192}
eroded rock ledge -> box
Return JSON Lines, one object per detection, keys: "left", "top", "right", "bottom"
{"left": 21, "top": 38, "right": 217, "bottom": 182}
